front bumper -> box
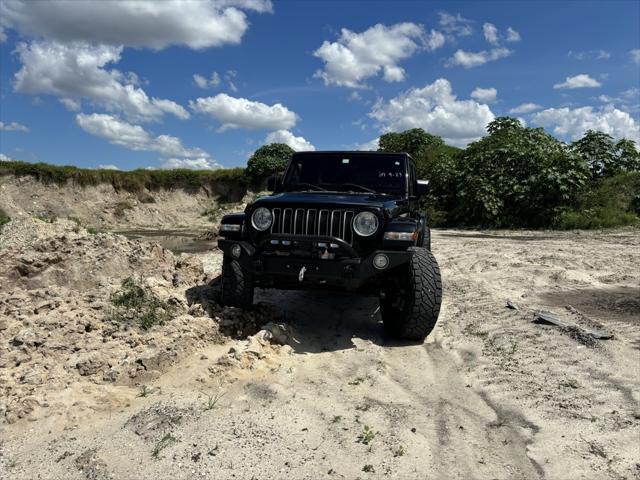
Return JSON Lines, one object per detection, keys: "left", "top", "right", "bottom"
{"left": 218, "top": 237, "right": 410, "bottom": 291}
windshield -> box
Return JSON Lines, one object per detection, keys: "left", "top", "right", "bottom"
{"left": 283, "top": 153, "right": 407, "bottom": 195}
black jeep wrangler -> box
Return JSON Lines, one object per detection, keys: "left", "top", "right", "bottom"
{"left": 217, "top": 151, "right": 442, "bottom": 340}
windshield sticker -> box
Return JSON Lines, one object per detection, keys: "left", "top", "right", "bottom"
{"left": 342, "top": 158, "right": 350, "bottom": 164}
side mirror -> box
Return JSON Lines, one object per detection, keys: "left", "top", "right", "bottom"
{"left": 416, "top": 180, "right": 430, "bottom": 197}
{"left": 266, "top": 175, "right": 281, "bottom": 192}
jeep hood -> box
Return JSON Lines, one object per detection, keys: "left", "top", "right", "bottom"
{"left": 250, "top": 191, "right": 402, "bottom": 210}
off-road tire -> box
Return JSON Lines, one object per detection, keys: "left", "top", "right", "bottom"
{"left": 221, "top": 256, "right": 254, "bottom": 308}
{"left": 421, "top": 226, "right": 431, "bottom": 251}
{"left": 380, "top": 247, "right": 442, "bottom": 341}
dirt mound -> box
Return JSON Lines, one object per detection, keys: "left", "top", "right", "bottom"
{"left": 0, "top": 218, "right": 280, "bottom": 424}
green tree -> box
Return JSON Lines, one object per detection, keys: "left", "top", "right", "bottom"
{"left": 456, "top": 117, "right": 588, "bottom": 227}
{"left": 378, "top": 128, "right": 444, "bottom": 158}
{"left": 245, "top": 143, "right": 295, "bottom": 186}
{"left": 571, "top": 130, "right": 617, "bottom": 178}
{"left": 487, "top": 116, "right": 523, "bottom": 135}
{"left": 615, "top": 138, "right": 640, "bottom": 173}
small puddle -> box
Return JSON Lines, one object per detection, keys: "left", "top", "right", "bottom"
{"left": 117, "top": 229, "right": 217, "bottom": 254}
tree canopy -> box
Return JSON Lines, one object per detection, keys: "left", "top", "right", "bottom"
{"left": 245, "top": 143, "right": 295, "bottom": 185}
{"left": 456, "top": 118, "right": 589, "bottom": 226}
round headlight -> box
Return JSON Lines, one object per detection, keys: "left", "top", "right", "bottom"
{"left": 251, "top": 207, "right": 273, "bottom": 231}
{"left": 353, "top": 211, "right": 379, "bottom": 237}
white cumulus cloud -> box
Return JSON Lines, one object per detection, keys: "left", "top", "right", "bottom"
{"left": 568, "top": 49, "right": 611, "bottom": 60}
{"left": 14, "top": 41, "right": 189, "bottom": 122}
{"left": 369, "top": 78, "right": 495, "bottom": 147}
{"left": 97, "top": 164, "right": 119, "bottom": 170}
{"left": 265, "top": 130, "right": 315, "bottom": 151}
{"left": 0, "top": 121, "right": 28, "bottom": 132}
{"left": 631, "top": 49, "right": 640, "bottom": 65}
{"left": 438, "top": 12, "right": 473, "bottom": 37}
{"left": 193, "top": 72, "right": 221, "bottom": 89}
{"left": 190, "top": 94, "right": 298, "bottom": 130}
{"left": 470, "top": 87, "right": 497, "bottom": 103}
{"left": 0, "top": 0, "right": 272, "bottom": 50}
{"left": 508, "top": 103, "right": 543, "bottom": 114}
{"left": 355, "top": 137, "right": 380, "bottom": 151}
{"left": 425, "top": 30, "right": 445, "bottom": 51}
{"left": 533, "top": 105, "right": 639, "bottom": 142}
{"left": 313, "top": 23, "right": 435, "bottom": 88}
{"left": 553, "top": 74, "right": 601, "bottom": 89}
{"left": 483, "top": 23, "right": 499, "bottom": 45}
{"left": 506, "top": 27, "right": 521, "bottom": 42}
{"left": 159, "top": 158, "right": 220, "bottom": 170}
{"left": 75, "top": 113, "right": 217, "bottom": 164}
{"left": 597, "top": 88, "right": 639, "bottom": 110}
{"left": 446, "top": 47, "right": 512, "bottom": 68}
{"left": 482, "top": 23, "right": 520, "bottom": 46}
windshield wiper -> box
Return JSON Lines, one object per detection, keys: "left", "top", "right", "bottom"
{"left": 322, "top": 183, "right": 377, "bottom": 194}
{"left": 287, "top": 182, "right": 327, "bottom": 192}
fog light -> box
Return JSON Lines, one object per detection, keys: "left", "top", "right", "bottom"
{"left": 230, "top": 243, "right": 242, "bottom": 258}
{"left": 373, "top": 253, "right": 389, "bottom": 270}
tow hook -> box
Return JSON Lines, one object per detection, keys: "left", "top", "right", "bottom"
{"left": 298, "top": 266, "right": 306, "bottom": 282}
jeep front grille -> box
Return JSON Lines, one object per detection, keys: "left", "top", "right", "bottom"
{"left": 270, "top": 208, "right": 356, "bottom": 244}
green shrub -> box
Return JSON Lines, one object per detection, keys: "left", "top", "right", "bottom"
{"left": 555, "top": 172, "right": 640, "bottom": 229}
{"left": 555, "top": 209, "right": 638, "bottom": 229}
{"left": 110, "top": 277, "right": 175, "bottom": 330}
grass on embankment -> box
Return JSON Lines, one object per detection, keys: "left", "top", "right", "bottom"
{"left": 0, "top": 160, "right": 246, "bottom": 193}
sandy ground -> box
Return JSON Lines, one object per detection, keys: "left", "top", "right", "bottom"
{"left": 1, "top": 229, "right": 639, "bottom": 480}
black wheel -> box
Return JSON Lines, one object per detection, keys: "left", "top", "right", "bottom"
{"left": 221, "top": 256, "right": 254, "bottom": 308}
{"left": 421, "top": 226, "right": 431, "bottom": 251}
{"left": 380, "top": 247, "right": 442, "bottom": 341}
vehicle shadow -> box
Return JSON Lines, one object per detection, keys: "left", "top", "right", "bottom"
{"left": 185, "top": 279, "right": 421, "bottom": 353}
{"left": 255, "top": 288, "right": 420, "bottom": 354}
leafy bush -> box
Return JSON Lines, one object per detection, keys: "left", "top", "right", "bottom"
{"left": 555, "top": 172, "right": 640, "bottom": 229}
{"left": 245, "top": 143, "right": 294, "bottom": 185}
{"left": 110, "top": 277, "right": 175, "bottom": 330}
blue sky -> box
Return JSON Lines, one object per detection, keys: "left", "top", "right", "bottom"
{"left": 0, "top": 0, "right": 638, "bottom": 170}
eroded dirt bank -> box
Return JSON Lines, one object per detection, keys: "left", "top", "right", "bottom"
{"left": 0, "top": 175, "right": 247, "bottom": 229}
{"left": 0, "top": 223, "right": 638, "bottom": 479}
